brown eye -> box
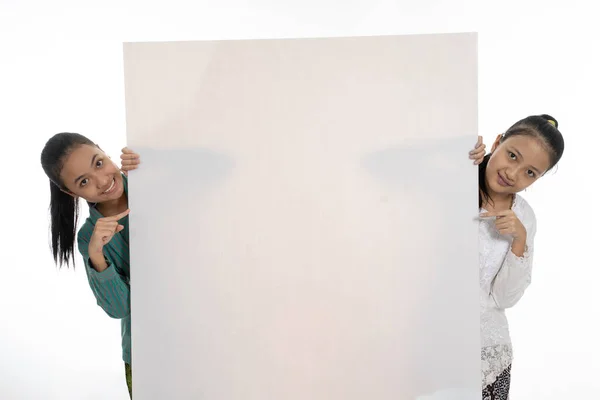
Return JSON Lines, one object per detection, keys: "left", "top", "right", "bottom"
{"left": 96, "top": 159, "right": 103, "bottom": 168}
{"left": 508, "top": 152, "right": 517, "bottom": 160}
{"left": 527, "top": 170, "right": 535, "bottom": 178}
{"left": 80, "top": 178, "right": 89, "bottom": 187}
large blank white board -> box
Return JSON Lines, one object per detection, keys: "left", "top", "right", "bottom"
{"left": 124, "top": 33, "right": 480, "bottom": 399}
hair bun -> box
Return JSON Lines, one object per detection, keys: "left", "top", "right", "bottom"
{"left": 540, "top": 114, "right": 558, "bottom": 128}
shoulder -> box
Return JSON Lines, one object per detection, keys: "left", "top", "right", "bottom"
{"left": 77, "top": 216, "right": 95, "bottom": 244}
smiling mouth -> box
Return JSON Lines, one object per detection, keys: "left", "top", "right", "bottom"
{"left": 498, "top": 173, "right": 512, "bottom": 187}
{"left": 102, "top": 178, "right": 116, "bottom": 194}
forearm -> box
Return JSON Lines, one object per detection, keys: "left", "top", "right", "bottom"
{"left": 86, "top": 260, "right": 131, "bottom": 319}
{"left": 491, "top": 241, "right": 533, "bottom": 309}
{"left": 78, "top": 236, "right": 131, "bottom": 319}
{"left": 82, "top": 250, "right": 131, "bottom": 319}
{"left": 88, "top": 249, "right": 109, "bottom": 272}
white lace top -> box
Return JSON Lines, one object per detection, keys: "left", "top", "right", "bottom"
{"left": 479, "top": 194, "right": 537, "bottom": 388}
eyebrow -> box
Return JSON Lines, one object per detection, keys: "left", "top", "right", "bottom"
{"left": 510, "top": 147, "right": 542, "bottom": 175}
{"left": 73, "top": 154, "right": 99, "bottom": 184}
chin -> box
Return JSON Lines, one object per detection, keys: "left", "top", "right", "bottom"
{"left": 492, "top": 184, "right": 517, "bottom": 197}
{"left": 109, "top": 185, "right": 125, "bottom": 200}
{"left": 485, "top": 178, "right": 507, "bottom": 196}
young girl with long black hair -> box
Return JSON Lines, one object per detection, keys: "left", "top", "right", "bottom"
{"left": 41, "top": 133, "right": 139, "bottom": 397}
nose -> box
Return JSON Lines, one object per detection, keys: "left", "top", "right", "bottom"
{"left": 506, "top": 169, "right": 516, "bottom": 182}
{"left": 97, "top": 174, "right": 111, "bottom": 188}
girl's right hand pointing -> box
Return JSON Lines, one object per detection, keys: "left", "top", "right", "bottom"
{"left": 469, "top": 136, "right": 486, "bottom": 165}
{"left": 89, "top": 209, "right": 130, "bottom": 254}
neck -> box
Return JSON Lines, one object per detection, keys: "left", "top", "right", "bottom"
{"left": 482, "top": 189, "right": 514, "bottom": 210}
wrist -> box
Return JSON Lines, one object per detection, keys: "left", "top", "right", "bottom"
{"left": 89, "top": 246, "right": 103, "bottom": 256}
{"left": 88, "top": 249, "right": 108, "bottom": 272}
{"left": 511, "top": 236, "right": 527, "bottom": 257}
{"left": 515, "top": 231, "right": 527, "bottom": 244}
{"left": 88, "top": 240, "right": 105, "bottom": 256}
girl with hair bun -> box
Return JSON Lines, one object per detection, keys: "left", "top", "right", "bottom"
{"left": 469, "top": 114, "right": 564, "bottom": 399}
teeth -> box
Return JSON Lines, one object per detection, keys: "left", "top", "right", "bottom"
{"left": 103, "top": 179, "right": 115, "bottom": 194}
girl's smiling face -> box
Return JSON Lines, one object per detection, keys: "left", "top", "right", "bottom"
{"left": 59, "top": 144, "right": 125, "bottom": 203}
{"left": 485, "top": 135, "right": 552, "bottom": 196}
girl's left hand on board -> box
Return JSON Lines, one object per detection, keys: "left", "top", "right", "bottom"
{"left": 480, "top": 209, "right": 527, "bottom": 241}
{"left": 120, "top": 147, "right": 140, "bottom": 175}
{"left": 469, "top": 136, "right": 486, "bottom": 165}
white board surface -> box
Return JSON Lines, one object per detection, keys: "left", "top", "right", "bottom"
{"left": 124, "top": 33, "right": 480, "bottom": 399}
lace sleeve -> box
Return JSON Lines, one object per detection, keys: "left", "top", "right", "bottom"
{"left": 490, "top": 209, "right": 537, "bottom": 309}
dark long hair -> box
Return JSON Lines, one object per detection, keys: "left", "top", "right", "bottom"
{"left": 479, "top": 114, "right": 564, "bottom": 208}
{"left": 41, "top": 133, "right": 96, "bottom": 267}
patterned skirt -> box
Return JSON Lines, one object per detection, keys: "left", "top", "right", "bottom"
{"left": 482, "top": 364, "right": 511, "bottom": 400}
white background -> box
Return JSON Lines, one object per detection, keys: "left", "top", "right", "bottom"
{"left": 0, "top": 0, "right": 597, "bottom": 399}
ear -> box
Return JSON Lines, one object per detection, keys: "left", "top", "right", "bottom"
{"left": 60, "top": 188, "right": 78, "bottom": 199}
{"left": 490, "top": 134, "right": 503, "bottom": 153}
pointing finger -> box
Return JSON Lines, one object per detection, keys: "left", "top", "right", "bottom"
{"left": 105, "top": 209, "right": 130, "bottom": 221}
{"left": 480, "top": 211, "right": 510, "bottom": 218}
